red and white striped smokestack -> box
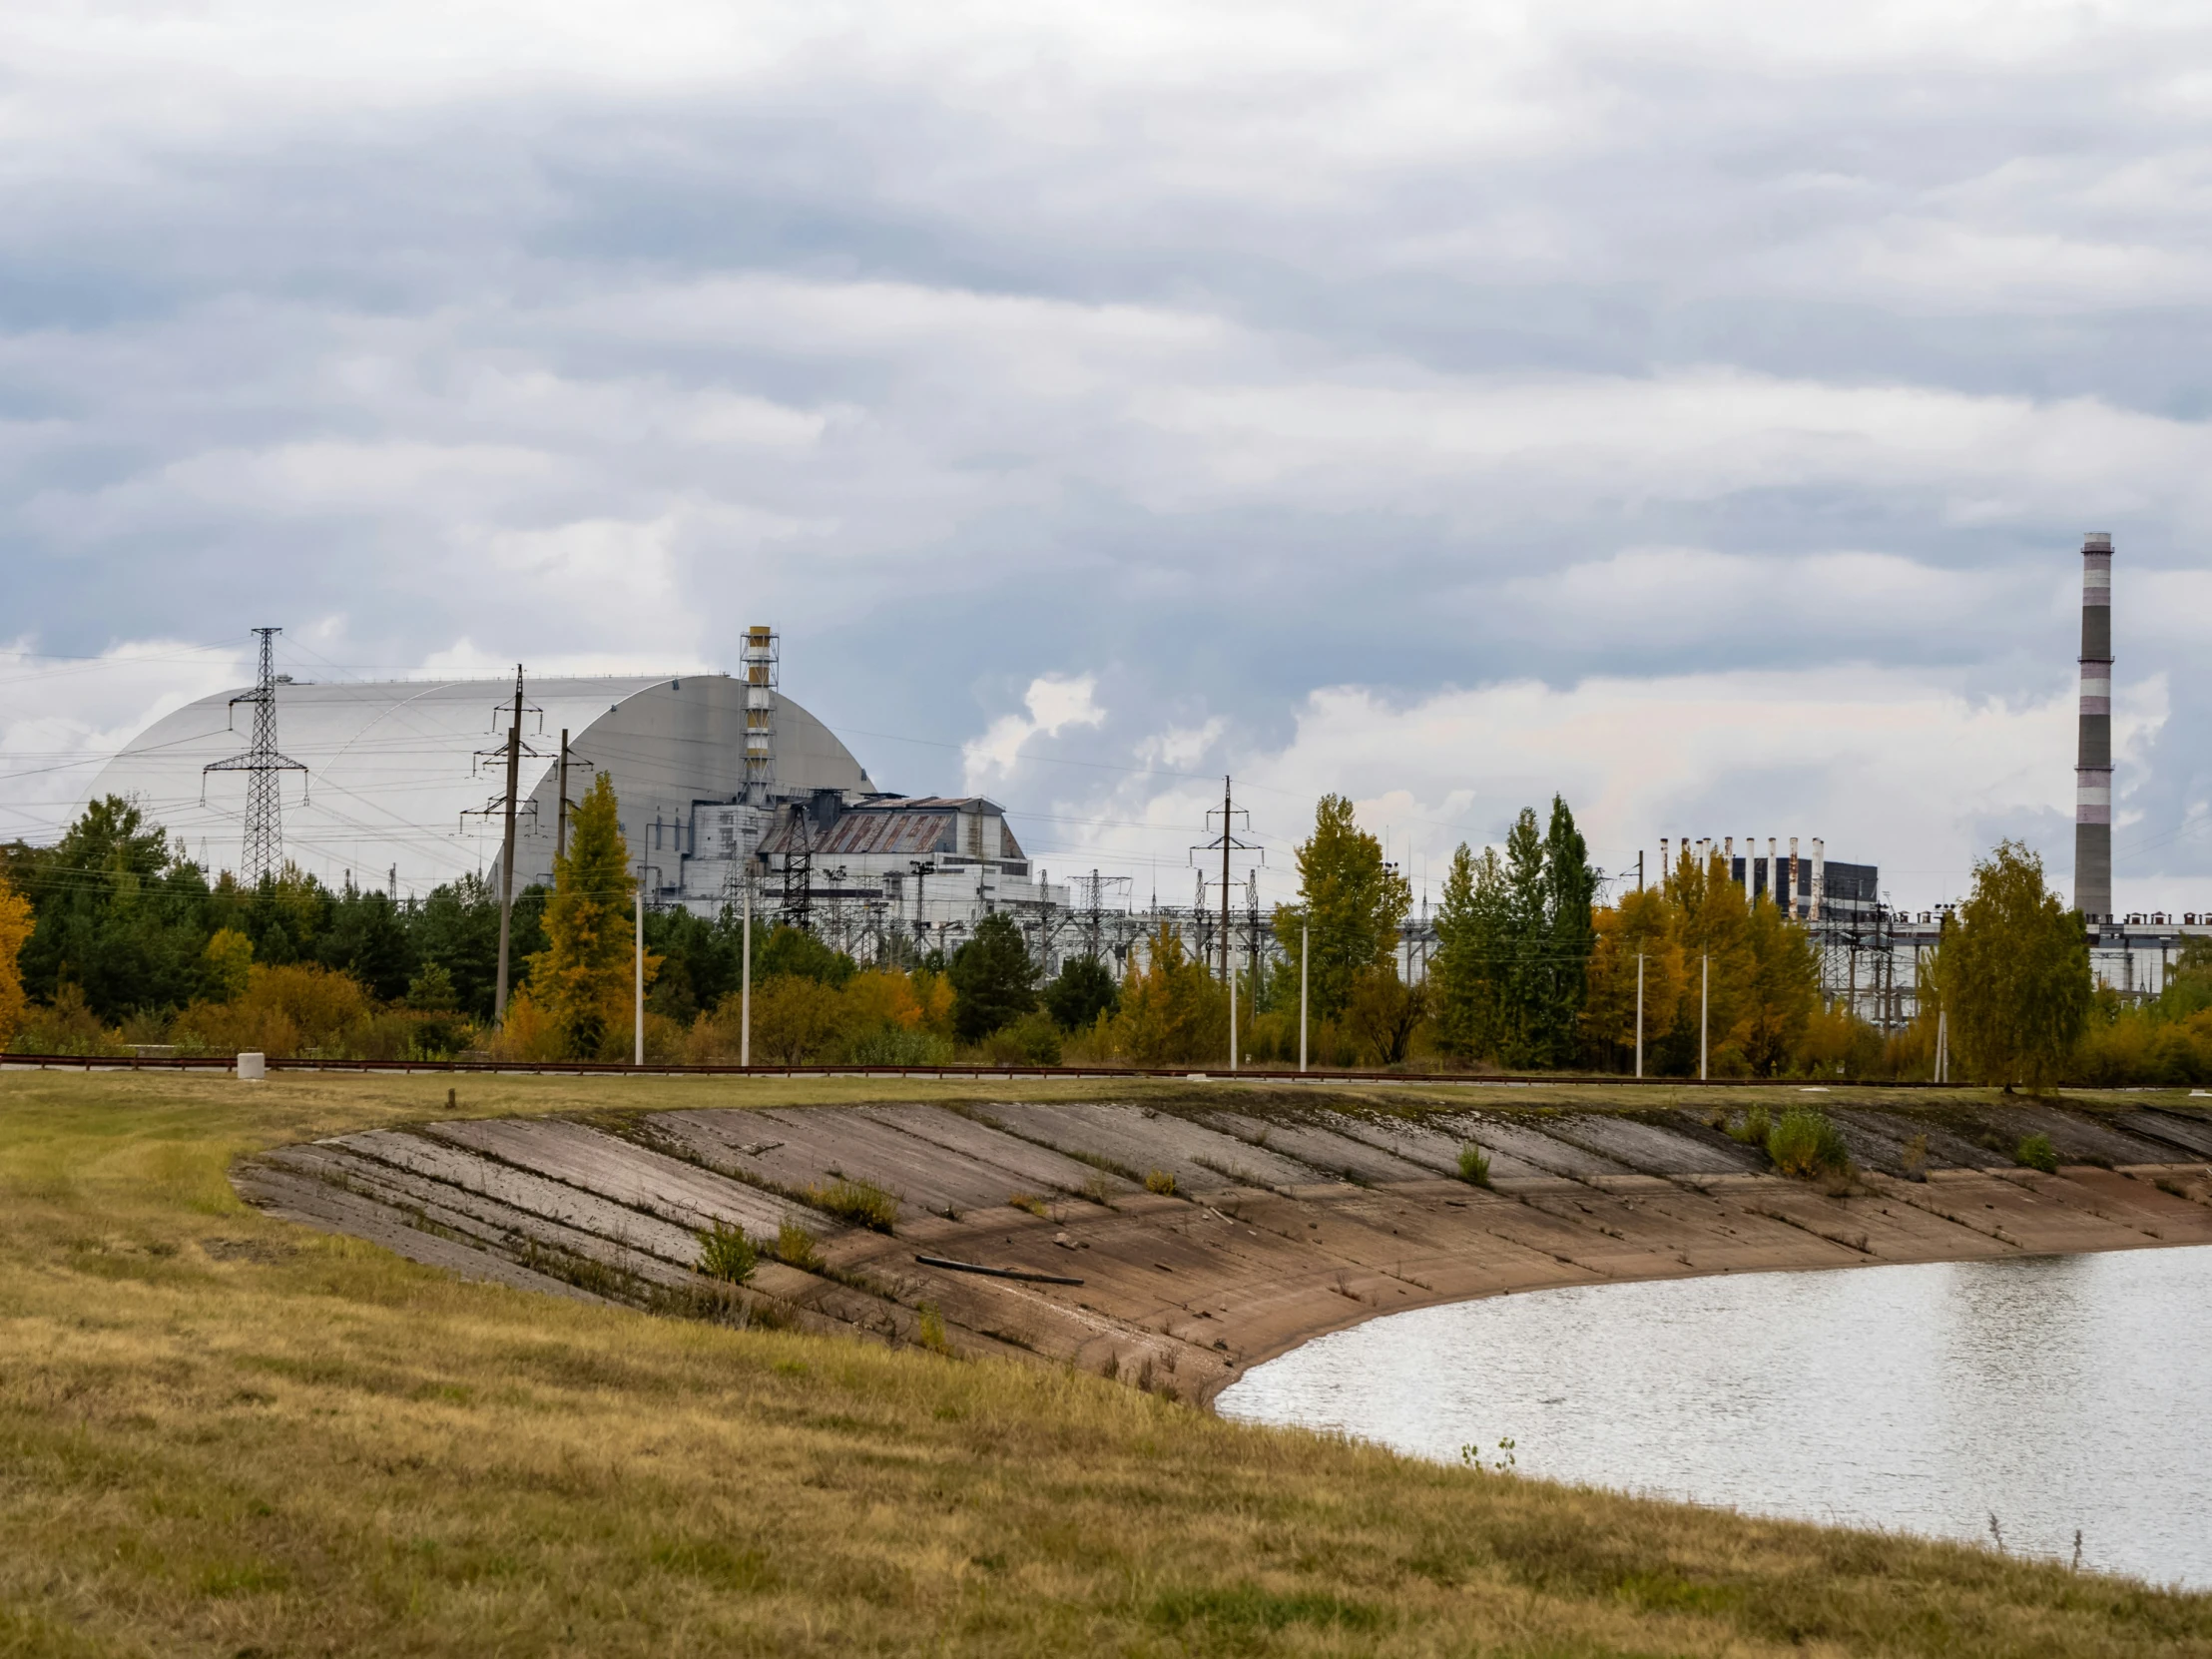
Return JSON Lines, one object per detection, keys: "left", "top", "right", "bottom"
{"left": 2077, "top": 533, "right": 2113, "bottom": 920}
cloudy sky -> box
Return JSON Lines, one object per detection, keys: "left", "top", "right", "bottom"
{"left": 5, "top": 0, "right": 2211, "bottom": 913}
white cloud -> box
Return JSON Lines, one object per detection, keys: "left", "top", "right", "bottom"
{"left": 0, "top": 637, "right": 248, "bottom": 840}
{"left": 963, "top": 674, "right": 1107, "bottom": 791}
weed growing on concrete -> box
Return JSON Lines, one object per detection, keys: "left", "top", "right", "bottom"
{"left": 1007, "top": 1193, "right": 1050, "bottom": 1218}
{"left": 1767, "top": 1109, "right": 1850, "bottom": 1179}
{"left": 694, "top": 1221, "right": 758, "bottom": 1285}
{"left": 1902, "top": 1133, "right": 1931, "bottom": 1180}
{"left": 1080, "top": 1170, "right": 1117, "bottom": 1207}
{"left": 2015, "top": 1134, "right": 2060, "bottom": 1174}
{"left": 1144, "top": 1169, "right": 1177, "bottom": 1196}
{"left": 1456, "top": 1145, "right": 1491, "bottom": 1188}
{"left": 915, "top": 1302, "right": 952, "bottom": 1355}
{"left": 776, "top": 1221, "right": 823, "bottom": 1270}
{"left": 1729, "top": 1105, "right": 1773, "bottom": 1149}
{"left": 804, "top": 1178, "right": 899, "bottom": 1233}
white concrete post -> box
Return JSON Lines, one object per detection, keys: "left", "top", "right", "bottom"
{"left": 1299, "top": 919, "right": 1310, "bottom": 1074}
{"left": 1229, "top": 943, "right": 1239, "bottom": 1073}
{"left": 1635, "top": 954, "right": 1644, "bottom": 1080}
{"left": 1700, "top": 953, "right": 1710, "bottom": 1081}
{"left": 741, "top": 877, "right": 753, "bottom": 1068}
{"left": 237, "top": 1050, "right": 266, "bottom": 1081}
{"left": 634, "top": 888, "right": 644, "bottom": 1067}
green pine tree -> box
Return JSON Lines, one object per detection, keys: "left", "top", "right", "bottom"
{"left": 947, "top": 911, "right": 1037, "bottom": 1042}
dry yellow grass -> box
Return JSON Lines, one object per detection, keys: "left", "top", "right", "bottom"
{"left": 3, "top": 1068, "right": 2209, "bottom": 1657}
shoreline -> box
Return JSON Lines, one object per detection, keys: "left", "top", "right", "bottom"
{"left": 231, "top": 1089, "right": 2212, "bottom": 1406}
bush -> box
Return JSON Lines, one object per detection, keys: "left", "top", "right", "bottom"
{"left": 695, "top": 1221, "right": 758, "bottom": 1284}
{"left": 982, "top": 1009, "right": 1062, "bottom": 1066}
{"left": 2014, "top": 1133, "right": 2060, "bottom": 1174}
{"left": 1728, "top": 1105, "right": 1772, "bottom": 1147}
{"left": 1766, "top": 1108, "right": 1850, "bottom": 1178}
{"left": 804, "top": 1178, "right": 899, "bottom": 1233}
{"left": 843, "top": 1024, "right": 954, "bottom": 1066}
{"left": 775, "top": 1221, "right": 822, "bottom": 1269}
{"left": 1144, "top": 1169, "right": 1178, "bottom": 1196}
{"left": 1456, "top": 1145, "right": 1491, "bottom": 1187}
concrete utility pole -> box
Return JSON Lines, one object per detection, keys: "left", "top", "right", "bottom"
{"left": 1635, "top": 953, "right": 1644, "bottom": 1079}
{"left": 494, "top": 666, "right": 523, "bottom": 1023}
{"left": 1229, "top": 947, "right": 1239, "bottom": 1073}
{"left": 634, "top": 886, "right": 645, "bottom": 1066}
{"left": 556, "top": 730, "right": 570, "bottom": 862}
{"left": 1699, "top": 953, "right": 1710, "bottom": 1081}
{"left": 741, "top": 877, "right": 753, "bottom": 1068}
{"left": 1300, "top": 918, "right": 1310, "bottom": 1074}
{"left": 1221, "top": 775, "right": 1233, "bottom": 983}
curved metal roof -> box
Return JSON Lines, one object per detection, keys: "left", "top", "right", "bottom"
{"left": 83, "top": 674, "right": 876, "bottom": 895}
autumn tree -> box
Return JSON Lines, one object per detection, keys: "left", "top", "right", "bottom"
{"left": 1936, "top": 840, "right": 2091, "bottom": 1086}
{"left": 1113, "top": 922, "right": 1227, "bottom": 1064}
{"left": 0, "top": 872, "right": 32, "bottom": 1051}
{"left": 1580, "top": 885, "right": 1685, "bottom": 1068}
{"left": 1273, "top": 795, "right": 1410, "bottom": 1022}
{"left": 526, "top": 772, "right": 654, "bottom": 1060}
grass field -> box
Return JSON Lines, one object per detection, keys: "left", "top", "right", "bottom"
{"left": 4, "top": 1068, "right": 2209, "bottom": 1657}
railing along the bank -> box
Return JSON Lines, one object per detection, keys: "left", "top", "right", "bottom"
{"left": 0, "top": 1051, "right": 1983, "bottom": 1087}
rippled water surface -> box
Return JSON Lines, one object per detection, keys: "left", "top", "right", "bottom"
{"left": 1219, "top": 1247, "right": 2212, "bottom": 1587}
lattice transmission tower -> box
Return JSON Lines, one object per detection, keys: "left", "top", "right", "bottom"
{"left": 203, "top": 627, "right": 306, "bottom": 885}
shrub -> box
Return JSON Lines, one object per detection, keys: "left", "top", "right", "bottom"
{"left": 804, "top": 1178, "right": 899, "bottom": 1233}
{"left": 915, "top": 1302, "right": 952, "bottom": 1356}
{"left": 695, "top": 1221, "right": 758, "bottom": 1284}
{"left": 1007, "top": 1194, "right": 1050, "bottom": 1218}
{"left": 775, "top": 1221, "right": 822, "bottom": 1269}
{"left": 1767, "top": 1108, "right": 1850, "bottom": 1178}
{"left": 750, "top": 975, "right": 845, "bottom": 1064}
{"left": 1144, "top": 1169, "right": 1178, "bottom": 1196}
{"left": 983, "top": 1009, "right": 1062, "bottom": 1066}
{"left": 1728, "top": 1105, "right": 1772, "bottom": 1147}
{"left": 2014, "top": 1133, "right": 2060, "bottom": 1174}
{"left": 842, "top": 1024, "right": 954, "bottom": 1066}
{"left": 1456, "top": 1145, "right": 1491, "bottom": 1187}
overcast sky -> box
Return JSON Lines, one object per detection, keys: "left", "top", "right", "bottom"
{"left": 5, "top": 0, "right": 2210, "bottom": 913}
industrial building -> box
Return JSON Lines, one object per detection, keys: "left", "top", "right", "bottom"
{"left": 1642, "top": 534, "right": 2206, "bottom": 1024}
{"left": 82, "top": 627, "right": 1071, "bottom": 959}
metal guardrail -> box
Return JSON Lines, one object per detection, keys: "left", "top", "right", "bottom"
{"left": 0, "top": 1050, "right": 1959, "bottom": 1087}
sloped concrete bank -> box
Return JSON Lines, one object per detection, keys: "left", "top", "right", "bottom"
{"left": 236, "top": 1094, "right": 2212, "bottom": 1405}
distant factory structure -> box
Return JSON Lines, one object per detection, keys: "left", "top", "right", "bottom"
{"left": 85, "top": 626, "right": 1076, "bottom": 963}
{"left": 1643, "top": 533, "right": 2205, "bottom": 1026}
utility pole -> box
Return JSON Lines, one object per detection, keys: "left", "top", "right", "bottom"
{"left": 1192, "top": 776, "right": 1258, "bottom": 983}
{"left": 1221, "top": 776, "right": 1233, "bottom": 982}
{"left": 741, "top": 876, "right": 753, "bottom": 1067}
{"left": 1299, "top": 918, "right": 1310, "bottom": 1074}
{"left": 1700, "top": 952, "right": 1710, "bottom": 1081}
{"left": 1635, "top": 953, "right": 1644, "bottom": 1079}
{"left": 495, "top": 668, "right": 523, "bottom": 1022}
{"left": 634, "top": 884, "right": 645, "bottom": 1066}
{"left": 556, "top": 730, "right": 571, "bottom": 861}
{"left": 203, "top": 626, "right": 306, "bottom": 886}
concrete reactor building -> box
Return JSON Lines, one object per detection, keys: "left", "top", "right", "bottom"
{"left": 85, "top": 627, "right": 1068, "bottom": 958}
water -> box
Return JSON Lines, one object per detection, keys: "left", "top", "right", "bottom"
{"left": 1219, "top": 1246, "right": 2212, "bottom": 1587}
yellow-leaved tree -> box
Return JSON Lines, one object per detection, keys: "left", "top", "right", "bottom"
{"left": 0, "top": 872, "right": 33, "bottom": 1052}
{"left": 526, "top": 772, "right": 656, "bottom": 1060}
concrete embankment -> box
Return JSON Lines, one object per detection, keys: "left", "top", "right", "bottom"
{"left": 236, "top": 1091, "right": 2212, "bottom": 1405}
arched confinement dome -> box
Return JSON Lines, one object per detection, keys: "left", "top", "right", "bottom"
{"left": 83, "top": 675, "right": 876, "bottom": 896}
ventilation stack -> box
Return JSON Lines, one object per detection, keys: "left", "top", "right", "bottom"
{"left": 743, "top": 624, "right": 778, "bottom": 808}
{"left": 2076, "top": 533, "right": 2114, "bottom": 921}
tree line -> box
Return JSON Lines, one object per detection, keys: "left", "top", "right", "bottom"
{"left": 0, "top": 785, "right": 2191, "bottom": 1084}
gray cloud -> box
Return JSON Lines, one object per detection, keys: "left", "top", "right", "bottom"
{"left": 5, "top": 0, "right": 2212, "bottom": 907}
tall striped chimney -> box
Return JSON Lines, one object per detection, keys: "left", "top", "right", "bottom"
{"left": 2076, "top": 533, "right": 2113, "bottom": 920}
